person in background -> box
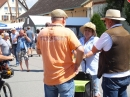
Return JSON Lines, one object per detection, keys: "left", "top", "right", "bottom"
{"left": 0, "top": 30, "right": 3, "bottom": 40}
{"left": 15, "top": 30, "right": 31, "bottom": 71}
{"left": 0, "top": 33, "right": 12, "bottom": 66}
{"left": 10, "top": 28, "right": 19, "bottom": 66}
{"left": 36, "top": 29, "right": 40, "bottom": 37}
{"left": 84, "top": 9, "right": 130, "bottom": 97}
{"left": 36, "top": 9, "right": 84, "bottom": 97}
{"left": 45, "top": 22, "right": 51, "bottom": 27}
{"left": 26, "top": 26, "right": 34, "bottom": 57}
{"left": 79, "top": 22, "right": 100, "bottom": 97}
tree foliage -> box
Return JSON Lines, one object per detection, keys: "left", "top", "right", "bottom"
{"left": 103, "top": 0, "right": 125, "bottom": 17}
{"left": 124, "top": 1, "right": 130, "bottom": 25}
{"left": 103, "top": 0, "right": 130, "bottom": 25}
{"left": 91, "top": 13, "right": 106, "bottom": 37}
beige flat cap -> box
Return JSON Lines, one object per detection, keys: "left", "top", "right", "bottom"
{"left": 51, "top": 9, "right": 68, "bottom": 18}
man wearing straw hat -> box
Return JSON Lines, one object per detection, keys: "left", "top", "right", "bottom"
{"left": 84, "top": 9, "right": 130, "bottom": 97}
{"left": 36, "top": 9, "right": 84, "bottom": 97}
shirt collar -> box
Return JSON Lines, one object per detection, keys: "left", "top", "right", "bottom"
{"left": 110, "top": 24, "right": 122, "bottom": 29}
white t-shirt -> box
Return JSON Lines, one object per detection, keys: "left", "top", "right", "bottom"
{"left": 94, "top": 24, "right": 130, "bottom": 78}
{"left": 11, "top": 31, "right": 19, "bottom": 44}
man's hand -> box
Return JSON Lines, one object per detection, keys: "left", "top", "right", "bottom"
{"left": 8, "top": 56, "right": 14, "bottom": 61}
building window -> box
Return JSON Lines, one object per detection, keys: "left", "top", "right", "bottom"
{"left": 4, "top": 7, "right": 8, "bottom": 12}
{"left": 19, "top": 19, "right": 23, "bottom": 22}
{"left": 19, "top": 7, "right": 22, "bottom": 11}
{"left": 11, "top": 16, "right": 16, "bottom": 21}
{"left": 11, "top": 7, "right": 15, "bottom": 12}
{"left": 2, "top": 15, "right": 8, "bottom": 21}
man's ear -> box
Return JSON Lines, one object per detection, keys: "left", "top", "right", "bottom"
{"left": 62, "top": 18, "right": 66, "bottom": 26}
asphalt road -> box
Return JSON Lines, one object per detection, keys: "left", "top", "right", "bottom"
{"left": 3, "top": 51, "right": 130, "bottom": 97}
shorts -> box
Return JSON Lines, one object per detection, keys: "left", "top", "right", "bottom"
{"left": 27, "top": 42, "right": 33, "bottom": 48}
{"left": 17, "top": 50, "right": 29, "bottom": 62}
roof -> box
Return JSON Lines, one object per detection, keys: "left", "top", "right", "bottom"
{"left": 18, "top": 0, "right": 91, "bottom": 18}
{"left": 0, "top": 0, "right": 7, "bottom": 8}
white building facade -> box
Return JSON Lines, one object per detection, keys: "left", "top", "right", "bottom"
{"left": 0, "top": 0, "right": 27, "bottom": 23}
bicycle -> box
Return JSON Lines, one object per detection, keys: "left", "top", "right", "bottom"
{"left": 0, "top": 60, "right": 14, "bottom": 97}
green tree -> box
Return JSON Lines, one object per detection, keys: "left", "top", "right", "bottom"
{"left": 91, "top": 13, "right": 106, "bottom": 37}
{"left": 124, "top": 1, "right": 130, "bottom": 25}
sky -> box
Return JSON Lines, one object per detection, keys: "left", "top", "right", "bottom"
{"left": 26, "top": 0, "right": 38, "bottom": 8}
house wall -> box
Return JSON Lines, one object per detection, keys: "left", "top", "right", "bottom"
{"left": 64, "top": 1, "right": 106, "bottom": 18}
{"left": 93, "top": 3, "right": 107, "bottom": 16}
{"left": 0, "top": 0, "right": 27, "bottom": 23}
{"left": 65, "top": 7, "right": 87, "bottom": 17}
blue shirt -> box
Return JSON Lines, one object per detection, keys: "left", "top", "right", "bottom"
{"left": 79, "top": 36, "right": 99, "bottom": 75}
{"left": 26, "top": 30, "right": 33, "bottom": 42}
{"left": 16, "top": 36, "right": 27, "bottom": 52}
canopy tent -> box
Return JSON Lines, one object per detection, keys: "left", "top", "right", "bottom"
{"left": 23, "top": 15, "right": 51, "bottom": 28}
{"left": 0, "top": 22, "right": 24, "bottom": 30}
{"left": 7, "top": 22, "right": 24, "bottom": 30}
{"left": 0, "top": 23, "right": 7, "bottom": 27}
{"left": 0, "top": 22, "right": 8, "bottom": 29}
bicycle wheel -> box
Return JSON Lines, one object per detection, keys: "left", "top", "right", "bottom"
{"left": 0, "top": 82, "right": 12, "bottom": 97}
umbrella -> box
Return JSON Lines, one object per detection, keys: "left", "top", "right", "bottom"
{"left": 0, "top": 23, "right": 7, "bottom": 27}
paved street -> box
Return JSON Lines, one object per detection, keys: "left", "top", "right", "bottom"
{"left": 3, "top": 51, "right": 130, "bottom": 97}
{"left": 4, "top": 52, "right": 44, "bottom": 97}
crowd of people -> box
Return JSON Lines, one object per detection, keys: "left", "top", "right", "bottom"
{"left": 0, "top": 26, "right": 37, "bottom": 72}
{"left": 0, "top": 8, "right": 130, "bottom": 97}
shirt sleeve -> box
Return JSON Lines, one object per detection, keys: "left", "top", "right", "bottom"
{"left": 94, "top": 32, "right": 112, "bottom": 51}
{"left": 68, "top": 29, "right": 82, "bottom": 50}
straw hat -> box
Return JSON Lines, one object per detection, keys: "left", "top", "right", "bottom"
{"left": 51, "top": 9, "right": 68, "bottom": 18}
{"left": 11, "top": 28, "right": 16, "bottom": 31}
{"left": 101, "top": 9, "right": 125, "bottom": 21}
{"left": 80, "top": 22, "right": 97, "bottom": 36}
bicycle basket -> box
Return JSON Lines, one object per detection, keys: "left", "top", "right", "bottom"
{"left": 1, "top": 68, "right": 14, "bottom": 79}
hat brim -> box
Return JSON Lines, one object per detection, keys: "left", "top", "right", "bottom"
{"left": 80, "top": 26, "right": 97, "bottom": 36}
{"left": 80, "top": 26, "right": 85, "bottom": 34}
{"left": 101, "top": 17, "right": 126, "bottom": 21}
